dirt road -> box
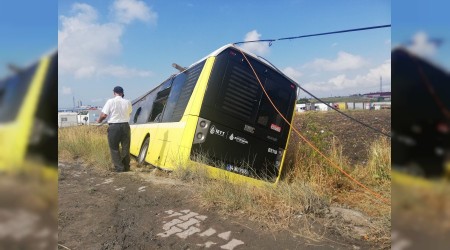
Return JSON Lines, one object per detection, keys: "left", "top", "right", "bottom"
{"left": 0, "top": 171, "right": 57, "bottom": 250}
{"left": 58, "top": 162, "right": 370, "bottom": 250}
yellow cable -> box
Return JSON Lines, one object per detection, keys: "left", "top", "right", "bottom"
{"left": 235, "top": 46, "right": 390, "bottom": 205}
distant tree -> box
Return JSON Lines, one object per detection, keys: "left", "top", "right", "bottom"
{"left": 297, "top": 98, "right": 310, "bottom": 104}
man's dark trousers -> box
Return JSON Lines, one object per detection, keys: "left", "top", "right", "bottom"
{"left": 107, "top": 123, "right": 130, "bottom": 172}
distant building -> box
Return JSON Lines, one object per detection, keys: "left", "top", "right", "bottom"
{"left": 333, "top": 102, "right": 347, "bottom": 110}
{"left": 296, "top": 103, "right": 331, "bottom": 112}
{"left": 314, "top": 103, "right": 330, "bottom": 111}
{"left": 372, "top": 102, "right": 391, "bottom": 110}
{"left": 77, "top": 111, "right": 89, "bottom": 125}
{"left": 58, "top": 112, "right": 78, "bottom": 128}
{"left": 296, "top": 104, "right": 306, "bottom": 112}
{"left": 58, "top": 107, "right": 103, "bottom": 126}
{"left": 363, "top": 91, "right": 391, "bottom": 101}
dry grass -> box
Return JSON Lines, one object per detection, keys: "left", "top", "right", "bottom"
{"left": 58, "top": 126, "right": 112, "bottom": 170}
{"left": 286, "top": 127, "right": 391, "bottom": 246}
{"left": 364, "top": 136, "right": 391, "bottom": 182}
{"left": 0, "top": 165, "right": 58, "bottom": 215}
{"left": 58, "top": 121, "right": 391, "bottom": 246}
{"left": 174, "top": 116, "right": 391, "bottom": 245}
{"left": 169, "top": 133, "right": 391, "bottom": 246}
{"left": 172, "top": 163, "right": 329, "bottom": 240}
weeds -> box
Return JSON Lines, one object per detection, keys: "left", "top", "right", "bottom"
{"left": 58, "top": 126, "right": 112, "bottom": 171}
{"left": 59, "top": 111, "right": 391, "bottom": 246}
{"left": 366, "top": 136, "right": 391, "bottom": 181}
{"left": 173, "top": 162, "right": 329, "bottom": 233}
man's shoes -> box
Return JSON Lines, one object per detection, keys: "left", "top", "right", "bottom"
{"left": 114, "top": 166, "right": 130, "bottom": 172}
{"left": 114, "top": 167, "right": 124, "bottom": 172}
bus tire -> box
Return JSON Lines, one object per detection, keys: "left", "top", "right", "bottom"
{"left": 137, "top": 137, "right": 150, "bottom": 165}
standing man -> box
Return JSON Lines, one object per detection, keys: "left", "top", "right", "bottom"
{"left": 97, "top": 86, "right": 132, "bottom": 172}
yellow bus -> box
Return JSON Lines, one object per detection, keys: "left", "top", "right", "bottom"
{"left": 0, "top": 51, "right": 57, "bottom": 172}
{"left": 129, "top": 45, "right": 298, "bottom": 184}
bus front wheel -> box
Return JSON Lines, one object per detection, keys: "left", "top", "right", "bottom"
{"left": 137, "top": 137, "right": 149, "bottom": 165}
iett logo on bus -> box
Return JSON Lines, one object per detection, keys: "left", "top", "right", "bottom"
{"left": 209, "top": 125, "right": 225, "bottom": 137}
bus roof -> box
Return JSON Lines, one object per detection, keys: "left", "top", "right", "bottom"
{"left": 0, "top": 49, "right": 57, "bottom": 82}
{"left": 189, "top": 44, "right": 299, "bottom": 86}
{"left": 190, "top": 44, "right": 272, "bottom": 69}
{"left": 131, "top": 44, "right": 299, "bottom": 104}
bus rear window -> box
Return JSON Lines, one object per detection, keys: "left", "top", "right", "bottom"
{"left": 256, "top": 78, "right": 293, "bottom": 130}
{"left": 200, "top": 47, "right": 297, "bottom": 141}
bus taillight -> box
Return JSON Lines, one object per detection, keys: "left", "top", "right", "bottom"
{"left": 275, "top": 148, "right": 284, "bottom": 170}
{"left": 193, "top": 117, "right": 211, "bottom": 144}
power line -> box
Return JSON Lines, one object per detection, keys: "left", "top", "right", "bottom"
{"left": 297, "top": 86, "right": 392, "bottom": 138}
{"left": 234, "top": 25, "right": 391, "bottom": 45}
{"left": 235, "top": 46, "right": 390, "bottom": 205}
{"left": 232, "top": 24, "right": 392, "bottom": 138}
{"left": 256, "top": 54, "right": 392, "bottom": 138}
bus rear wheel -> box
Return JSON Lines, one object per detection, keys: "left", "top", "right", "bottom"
{"left": 137, "top": 137, "right": 149, "bottom": 165}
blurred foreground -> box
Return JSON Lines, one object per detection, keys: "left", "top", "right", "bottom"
{"left": 392, "top": 43, "right": 450, "bottom": 249}
{"left": 0, "top": 165, "right": 57, "bottom": 249}
{"left": 0, "top": 51, "right": 57, "bottom": 249}
{"left": 392, "top": 173, "right": 450, "bottom": 249}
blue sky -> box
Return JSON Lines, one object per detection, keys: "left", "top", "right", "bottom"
{"left": 58, "top": 0, "right": 391, "bottom": 108}
{"left": 0, "top": 1, "right": 56, "bottom": 77}
{"left": 392, "top": 0, "right": 450, "bottom": 69}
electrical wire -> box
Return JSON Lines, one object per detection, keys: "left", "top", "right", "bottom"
{"left": 234, "top": 45, "right": 390, "bottom": 205}
{"left": 232, "top": 24, "right": 392, "bottom": 138}
{"left": 297, "top": 87, "right": 391, "bottom": 137}
{"left": 256, "top": 55, "right": 391, "bottom": 138}
{"left": 234, "top": 25, "right": 391, "bottom": 45}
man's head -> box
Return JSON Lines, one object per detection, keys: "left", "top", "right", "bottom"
{"left": 113, "top": 86, "right": 124, "bottom": 97}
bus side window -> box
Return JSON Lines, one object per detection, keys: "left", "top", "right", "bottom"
{"left": 161, "top": 72, "right": 187, "bottom": 123}
{"left": 0, "top": 87, "right": 5, "bottom": 106}
{"left": 132, "top": 90, "right": 157, "bottom": 124}
{"left": 0, "top": 64, "right": 37, "bottom": 122}
{"left": 169, "top": 61, "right": 205, "bottom": 122}
{"left": 133, "top": 107, "right": 142, "bottom": 124}
{"left": 148, "top": 87, "right": 171, "bottom": 122}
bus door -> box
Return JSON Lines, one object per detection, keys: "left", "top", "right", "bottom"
{"left": 154, "top": 69, "right": 192, "bottom": 167}
{"left": 147, "top": 82, "right": 172, "bottom": 165}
